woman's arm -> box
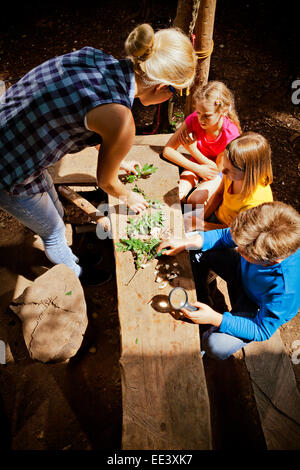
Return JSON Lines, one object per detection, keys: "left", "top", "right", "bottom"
{"left": 86, "top": 103, "right": 148, "bottom": 213}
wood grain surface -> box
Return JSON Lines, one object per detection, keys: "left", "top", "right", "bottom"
{"left": 108, "top": 145, "right": 212, "bottom": 450}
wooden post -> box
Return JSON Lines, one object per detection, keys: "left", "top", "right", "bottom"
{"left": 185, "top": 0, "right": 217, "bottom": 116}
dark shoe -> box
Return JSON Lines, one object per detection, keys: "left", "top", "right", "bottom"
{"left": 80, "top": 267, "right": 111, "bottom": 287}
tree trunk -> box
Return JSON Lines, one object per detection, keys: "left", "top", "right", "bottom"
{"left": 185, "top": 0, "right": 217, "bottom": 116}
{"left": 152, "top": 0, "right": 194, "bottom": 133}
{"left": 173, "top": 0, "right": 193, "bottom": 33}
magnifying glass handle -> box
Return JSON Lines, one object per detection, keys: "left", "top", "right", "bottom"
{"left": 185, "top": 303, "right": 198, "bottom": 311}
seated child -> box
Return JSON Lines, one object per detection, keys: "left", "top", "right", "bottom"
{"left": 157, "top": 202, "right": 300, "bottom": 360}
{"left": 184, "top": 132, "right": 273, "bottom": 232}
{"left": 163, "top": 80, "right": 241, "bottom": 204}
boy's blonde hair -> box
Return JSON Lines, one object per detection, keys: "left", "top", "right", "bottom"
{"left": 230, "top": 202, "right": 300, "bottom": 263}
{"left": 125, "top": 24, "right": 197, "bottom": 89}
{"left": 225, "top": 131, "right": 273, "bottom": 198}
{"left": 193, "top": 81, "right": 241, "bottom": 132}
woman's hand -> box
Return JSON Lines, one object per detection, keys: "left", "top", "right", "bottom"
{"left": 195, "top": 164, "right": 219, "bottom": 181}
{"left": 178, "top": 129, "right": 196, "bottom": 146}
{"left": 125, "top": 190, "right": 149, "bottom": 214}
{"left": 181, "top": 302, "right": 223, "bottom": 327}
{"left": 157, "top": 233, "right": 203, "bottom": 256}
{"left": 120, "top": 160, "right": 140, "bottom": 175}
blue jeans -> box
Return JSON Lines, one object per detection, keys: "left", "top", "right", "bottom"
{"left": 0, "top": 172, "right": 81, "bottom": 277}
{"left": 191, "top": 248, "right": 258, "bottom": 360}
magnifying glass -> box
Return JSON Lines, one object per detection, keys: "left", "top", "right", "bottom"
{"left": 168, "top": 287, "right": 198, "bottom": 311}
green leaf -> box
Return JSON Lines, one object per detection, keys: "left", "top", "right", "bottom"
{"left": 125, "top": 163, "right": 157, "bottom": 183}
{"left": 116, "top": 237, "right": 161, "bottom": 270}
{"left": 65, "top": 291, "right": 72, "bottom": 296}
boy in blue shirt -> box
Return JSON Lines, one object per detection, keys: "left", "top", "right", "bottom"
{"left": 157, "top": 202, "right": 300, "bottom": 360}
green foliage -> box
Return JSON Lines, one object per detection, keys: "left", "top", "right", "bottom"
{"left": 125, "top": 163, "right": 158, "bottom": 183}
{"left": 119, "top": 167, "right": 166, "bottom": 270}
{"left": 170, "top": 111, "right": 185, "bottom": 132}
{"left": 116, "top": 237, "right": 161, "bottom": 270}
{"left": 127, "top": 210, "right": 164, "bottom": 237}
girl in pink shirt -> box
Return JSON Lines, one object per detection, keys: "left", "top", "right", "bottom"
{"left": 163, "top": 81, "right": 241, "bottom": 204}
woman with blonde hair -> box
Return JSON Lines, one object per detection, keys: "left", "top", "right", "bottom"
{"left": 184, "top": 132, "right": 273, "bottom": 232}
{"left": 0, "top": 24, "right": 196, "bottom": 284}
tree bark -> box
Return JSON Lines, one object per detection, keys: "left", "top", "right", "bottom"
{"left": 185, "top": 0, "right": 217, "bottom": 116}
{"left": 173, "top": 0, "right": 193, "bottom": 33}
{"left": 152, "top": 0, "right": 194, "bottom": 133}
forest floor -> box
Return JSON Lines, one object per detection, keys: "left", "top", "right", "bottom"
{"left": 0, "top": 0, "right": 299, "bottom": 452}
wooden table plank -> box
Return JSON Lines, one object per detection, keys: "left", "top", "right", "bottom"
{"left": 47, "top": 136, "right": 186, "bottom": 185}
{"left": 244, "top": 330, "right": 300, "bottom": 450}
{"left": 48, "top": 147, "right": 98, "bottom": 184}
{"left": 109, "top": 145, "right": 212, "bottom": 450}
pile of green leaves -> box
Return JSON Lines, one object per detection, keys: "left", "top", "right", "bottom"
{"left": 118, "top": 165, "right": 167, "bottom": 270}
{"left": 116, "top": 238, "right": 161, "bottom": 270}
{"left": 127, "top": 210, "right": 164, "bottom": 237}
{"left": 125, "top": 163, "right": 158, "bottom": 183}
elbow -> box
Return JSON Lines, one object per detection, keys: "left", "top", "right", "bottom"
{"left": 162, "top": 146, "right": 175, "bottom": 163}
{"left": 162, "top": 146, "right": 169, "bottom": 160}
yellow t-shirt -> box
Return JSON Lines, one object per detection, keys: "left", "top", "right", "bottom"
{"left": 216, "top": 176, "right": 273, "bottom": 226}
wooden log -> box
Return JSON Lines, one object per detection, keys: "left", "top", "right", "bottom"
{"left": 185, "top": 0, "right": 217, "bottom": 116}
{"left": 109, "top": 145, "right": 212, "bottom": 450}
{"left": 244, "top": 330, "right": 300, "bottom": 450}
{"left": 58, "top": 185, "right": 111, "bottom": 232}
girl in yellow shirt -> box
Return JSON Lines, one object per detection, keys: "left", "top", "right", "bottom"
{"left": 184, "top": 132, "right": 273, "bottom": 232}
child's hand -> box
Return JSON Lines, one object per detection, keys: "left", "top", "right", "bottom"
{"left": 156, "top": 238, "right": 188, "bottom": 256}
{"left": 207, "top": 160, "right": 218, "bottom": 169}
{"left": 196, "top": 164, "right": 219, "bottom": 180}
{"left": 178, "top": 129, "right": 196, "bottom": 146}
{"left": 181, "top": 302, "right": 223, "bottom": 327}
{"left": 120, "top": 160, "right": 140, "bottom": 175}
{"left": 157, "top": 233, "right": 203, "bottom": 256}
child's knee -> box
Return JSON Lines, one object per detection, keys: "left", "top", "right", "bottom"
{"left": 187, "top": 188, "right": 209, "bottom": 205}
{"left": 180, "top": 172, "right": 199, "bottom": 188}
{"left": 201, "top": 329, "right": 237, "bottom": 360}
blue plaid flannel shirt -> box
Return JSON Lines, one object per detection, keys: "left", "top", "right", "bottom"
{"left": 0, "top": 47, "right": 135, "bottom": 195}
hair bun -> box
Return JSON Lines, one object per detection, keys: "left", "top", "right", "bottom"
{"left": 125, "top": 23, "right": 154, "bottom": 61}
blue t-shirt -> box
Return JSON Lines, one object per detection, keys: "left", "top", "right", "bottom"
{"left": 200, "top": 228, "right": 300, "bottom": 341}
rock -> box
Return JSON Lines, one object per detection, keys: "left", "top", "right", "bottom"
{"left": 9, "top": 265, "right": 87, "bottom": 363}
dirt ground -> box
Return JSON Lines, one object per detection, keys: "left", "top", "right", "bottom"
{"left": 0, "top": 0, "right": 299, "bottom": 452}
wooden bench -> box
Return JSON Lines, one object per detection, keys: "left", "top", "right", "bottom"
{"left": 108, "top": 144, "right": 212, "bottom": 450}
{"left": 244, "top": 331, "right": 300, "bottom": 450}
